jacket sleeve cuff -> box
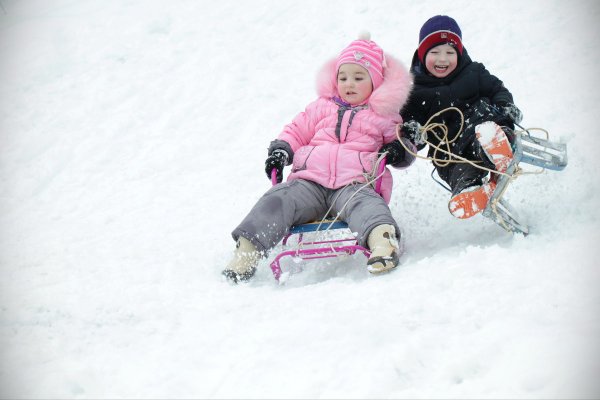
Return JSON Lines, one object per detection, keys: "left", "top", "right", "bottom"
{"left": 268, "top": 139, "right": 294, "bottom": 164}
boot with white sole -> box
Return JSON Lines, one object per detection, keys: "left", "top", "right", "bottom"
{"left": 476, "top": 121, "right": 514, "bottom": 174}
{"left": 366, "top": 224, "right": 401, "bottom": 274}
{"left": 222, "top": 236, "right": 260, "bottom": 284}
{"left": 449, "top": 121, "right": 514, "bottom": 219}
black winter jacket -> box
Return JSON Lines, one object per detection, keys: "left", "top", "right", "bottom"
{"left": 401, "top": 49, "right": 515, "bottom": 165}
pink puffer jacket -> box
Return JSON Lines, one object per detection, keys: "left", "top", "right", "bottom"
{"left": 274, "top": 55, "right": 414, "bottom": 203}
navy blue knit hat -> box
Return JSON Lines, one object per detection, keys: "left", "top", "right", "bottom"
{"left": 418, "top": 15, "right": 463, "bottom": 63}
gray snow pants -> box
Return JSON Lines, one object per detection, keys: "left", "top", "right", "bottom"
{"left": 232, "top": 179, "right": 400, "bottom": 253}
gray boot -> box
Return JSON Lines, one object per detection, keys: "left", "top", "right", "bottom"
{"left": 366, "top": 224, "right": 400, "bottom": 274}
{"left": 222, "top": 237, "right": 260, "bottom": 283}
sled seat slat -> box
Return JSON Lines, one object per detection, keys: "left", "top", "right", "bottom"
{"left": 289, "top": 220, "right": 349, "bottom": 234}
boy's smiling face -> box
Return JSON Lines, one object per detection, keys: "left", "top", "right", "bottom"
{"left": 337, "top": 63, "right": 373, "bottom": 105}
{"left": 425, "top": 43, "right": 458, "bottom": 78}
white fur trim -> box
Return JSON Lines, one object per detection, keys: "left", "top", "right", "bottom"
{"left": 368, "top": 55, "right": 413, "bottom": 117}
{"left": 316, "top": 54, "right": 413, "bottom": 117}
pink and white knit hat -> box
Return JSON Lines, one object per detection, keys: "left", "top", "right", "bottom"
{"left": 335, "top": 32, "right": 386, "bottom": 90}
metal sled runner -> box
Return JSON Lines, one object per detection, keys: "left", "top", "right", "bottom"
{"left": 268, "top": 160, "right": 387, "bottom": 282}
{"left": 482, "top": 129, "right": 568, "bottom": 235}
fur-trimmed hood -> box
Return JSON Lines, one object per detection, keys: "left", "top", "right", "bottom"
{"left": 316, "top": 54, "right": 413, "bottom": 117}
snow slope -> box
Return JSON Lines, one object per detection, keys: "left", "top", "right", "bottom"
{"left": 1, "top": 0, "right": 599, "bottom": 398}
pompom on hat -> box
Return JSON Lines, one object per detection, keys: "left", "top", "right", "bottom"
{"left": 417, "top": 15, "right": 463, "bottom": 63}
{"left": 335, "top": 32, "right": 386, "bottom": 90}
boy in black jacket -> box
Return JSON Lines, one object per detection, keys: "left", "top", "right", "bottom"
{"left": 401, "top": 15, "right": 523, "bottom": 219}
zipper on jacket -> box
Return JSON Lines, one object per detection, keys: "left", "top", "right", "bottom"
{"left": 334, "top": 105, "right": 364, "bottom": 141}
{"left": 334, "top": 107, "right": 347, "bottom": 141}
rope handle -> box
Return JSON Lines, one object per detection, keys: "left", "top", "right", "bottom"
{"left": 394, "top": 107, "right": 545, "bottom": 179}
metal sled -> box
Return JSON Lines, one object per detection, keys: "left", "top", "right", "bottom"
{"left": 268, "top": 160, "right": 387, "bottom": 282}
{"left": 483, "top": 129, "right": 568, "bottom": 235}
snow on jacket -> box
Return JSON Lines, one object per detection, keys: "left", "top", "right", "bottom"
{"left": 269, "top": 55, "right": 414, "bottom": 204}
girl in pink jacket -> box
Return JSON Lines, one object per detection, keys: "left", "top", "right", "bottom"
{"left": 223, "top": 34, "right": 415, "bottom": 283}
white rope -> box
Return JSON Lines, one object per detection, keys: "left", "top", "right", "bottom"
{"left": 395, "top": 107, "right": 553, "bottom": 178}
{"left": 395, "top": 107, "right": 553, "bottom": 228}
{"left": 293, "top": 153, "right": 387, "bottom": 254}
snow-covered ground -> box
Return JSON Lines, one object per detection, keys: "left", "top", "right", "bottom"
{"left": 1, "top": 0, "right": 599, "bottom": 398}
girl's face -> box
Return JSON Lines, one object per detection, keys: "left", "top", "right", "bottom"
{"left": 337, "top": 63, "right": 373, "bottom": 105}
{"left": 425, "top": 44, "right": 458, "bottom": 78}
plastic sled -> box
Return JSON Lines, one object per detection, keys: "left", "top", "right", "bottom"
{"left": 483, "top": 129, "right": 568, "bottom": 235}
{"left": 268, "top": 159, "right": 387, "bottom": 282}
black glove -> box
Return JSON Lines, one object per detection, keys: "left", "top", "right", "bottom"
{"left": 264, "top": 149, "right": 289, "bottom": 183}
{"left": 378, "top": 140, "right": 406, "bottom": 166}
{"left": 498, "top": 102, "right": 523, "bottom": 124}
{"left": 401, "top": 120, "right": 425, "bottom": 145}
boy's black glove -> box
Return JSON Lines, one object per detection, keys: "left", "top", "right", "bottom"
{"left": 401, "top": 120, "right": 425, "bottom": 145}
{"left": 498, "top": 102, "right": 523, "bottom": 124}
{"left": 378, "top": 140, "right": 406, "bottom": 166}
{"left": 264, "top": 149, "right": 289, "bottom": 183}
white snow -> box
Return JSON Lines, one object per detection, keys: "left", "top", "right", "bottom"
{"left": 1, "top": 0, "right": 599, "bottom": 398}
{"left": 476, "top": 121, "right": 498, "bottom": 147}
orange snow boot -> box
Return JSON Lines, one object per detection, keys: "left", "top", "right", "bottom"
{"left": 475, "top": 121, "right": 513, "bottom": 173}
{"left": 448, "top": 180, "right": 497, "bottom": 219}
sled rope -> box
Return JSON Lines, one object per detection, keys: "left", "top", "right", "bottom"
{"left": 395, "top": 107, "right": 549, "bottom": 229}
{"left": 290, "top": 155, "right": 387, "bottom": 254}
{"left": 394, "top": 107, "right": 514, "bottom": 177}
{"left": 395, "top": 107, "right": 549, "bottom": 178}
{"left": 314, "top": 154, "right": 387, "bottom": 233}
{"left": 396, "top": 107, "right": 550, "bottom": 179}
